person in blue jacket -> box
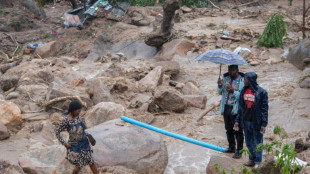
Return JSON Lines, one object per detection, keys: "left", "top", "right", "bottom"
{"left": 217, "top": 65, "right": 244, "bottom": 159}
{"left": 234, "top": 72, "right": 268, "bottom": 168}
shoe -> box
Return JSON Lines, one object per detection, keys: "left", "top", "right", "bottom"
{"left": 244, "top": 160, "right": 255, "bottom": 167}
{"left": 254, "top": 164, "right": 259, "bottom": 169}
{"left": 223, "top": 147, "right": 235, "bottom": 153}
{"left": 232, "top": 151, "right": 242, "bottom": 159}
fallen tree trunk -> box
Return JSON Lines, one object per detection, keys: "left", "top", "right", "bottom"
{"left": 197, "top": 101, "right": 221, "bottom": 121}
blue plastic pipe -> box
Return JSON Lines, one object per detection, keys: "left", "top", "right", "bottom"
{"left": 121, "top": 116, "right": 226, "bottom": 152}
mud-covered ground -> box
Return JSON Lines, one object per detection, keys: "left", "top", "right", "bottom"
{"left": 0, "top": 0, "right": 309, "bottom": 173}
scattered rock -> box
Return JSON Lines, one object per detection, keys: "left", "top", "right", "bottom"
{"left": 287, "top": 38, "right": 310, "bottom": 70}
{"left": 139, "top": 66, "right": 163, "bottom": 92}
{"left": 50, "top": 113, "right": 63, "bottom": 125}
{"left": 0, "top": 61, "right": 19, "bottom": 74}
{"left": 111, "top": 83, "right": 128, "bottom": 93}
{"left": 0, "top": 72, "right": 20, "bottom": 91}
{"left": 0, "top": 121, "right": 10, "bottom": 140}
{"left": 22, "top": 113, "right": 49, "bottom": 121}
{"left": 21, "top": 0, "right": 46, "bottom": 19}
{"left": 84, "top": 102, "right": 125, "bottom": 128}
{"left": 295, "top": 138, "right": 307, "bottom": 153}
{"left": 181, "top": 82, "right": 202, "bottom": 95}
{"left": 35, "top": 41, "right": 60, "bottom": 58}
{"left": 266, "top": 56, "right": 284, "bottom": 64}
{"left": 29, "top": 122, "right": 43, "bottom": 133}
{"left": 0, "top": 160, "right": 24, "bottom": 174}
{"left": 184, "top": 95, "right": 207, "bottom": 109}
{"left": 127, "top": 8, "right": 150, "bottom": 26}
{"left": 18, "top": 145, "right": 91, "bottom": 174}
{"left": 87, "top": 119, "right": 168, "bottom": 174}
{"left": 180, "top": 6, "right": 192, "bottom": 13}
{"left": 0, "top": 100, "right": 22, "bottom": 131}
{"left": 154, "top": 39, "right": 195, "bottom": 61}
{"left": 206, "top": 155, "right": 242, "bottom": 174}
{"left": 0, "top": 24, "right": 9, "bottom": 32}
{"left": 87, "top": 77, "right": 114, "bottom": 105}
{"left": 98, "top": 166, "right": 137, "bottom": 174}
{"left": 299, "top": 76, "right": 310, "bottom": 88}
{"left": 153, "top": 86, "right": 187, "bottom": 113}
{"left": 152, "top": 61, "right": 180, "bottom": 77}
{"left": 5, "top": 92, "right": 19, "bottom": 100}
{"left": 249, "top": 60, "right": 260, "bottom": 66}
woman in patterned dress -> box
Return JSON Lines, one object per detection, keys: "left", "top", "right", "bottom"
{"left": 55, "top": 100, "right": 98, "bottom": 174}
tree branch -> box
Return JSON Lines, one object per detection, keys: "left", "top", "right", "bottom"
{"left": 207, "top": 0, "right": 223, "bottom": 12}
{"left": 278, "top": 12, "right": 303, "bottom": 31}
{"left": 304, "top": 5, "right": 310, "bottom": 15}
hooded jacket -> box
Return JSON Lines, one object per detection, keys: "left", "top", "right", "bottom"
{"left": 235, "top": 72, "right": 268, "bottom": 130}
{"left": 218, "top": 72, "right": 245, "bottom": 116}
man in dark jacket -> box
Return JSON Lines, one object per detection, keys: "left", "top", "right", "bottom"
{"left": 234, "top": 72, "right": 268, "bottom": 168}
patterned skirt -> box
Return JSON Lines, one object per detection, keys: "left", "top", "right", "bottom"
{"left": 66, "top": 149, "right": 94, "bottom": 169}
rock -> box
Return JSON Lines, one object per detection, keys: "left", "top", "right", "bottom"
{"left": 0, "top": 73, "right": 20, "bottom": 91}
{"left": 0, "top": 100, "right": 22, "bottom": 131}
{"left": 111, "top": 83, "right": 128, "bottom": 93}
{"left": 84, "top": 102, "right": 125, "bottom": 128}
{"left": 35, "top": 41, "right": 60, "bottom": 58}
{"left": 128, "top": 93, "right": 152, "bottom": 109}
{"left": 29, "top": 122, "right": 43, "bottom": 133}
{"left": 138, "top": 66, "right": 163, "bottom": 92}
{"left": 87, "top": 77, "right": 114, "bottom": 105}
{"left": 98, "top": 166, "right": 137, "bottom": 174}
{"left": 257, "top": 155, "right": 281, "bottom": 174}
{"left": 22, "top": 113, "right": 49, "bottom": 121}
{"left": 0, "top": 61, "right": 20, "bottom": 74}
{"left": 181, "top": 82, "right": 202, "bottom": 95}
{"left": 18, "top": 145, "right": 91, "bottom": 174}
{"left": 152, "top": 61, "right": 180, "bottom": 77}
{"left": 295, "top": 138, "right": 306, "bottom": 153}
{"left": 303, "top": 68, "right": 310, "bottom": 75}
{"left": 154, "top": 86, "right": 186, "bottom": 113}
{"left": 266, "top": 56, "right": 283, "bottom": 64}
{"left": 0, "top": 121, "right": 9, "bottom": 140}
{"left": 0, "top": 160, "right": 24, "bottom": 174}
{"left": 287, "top": 38, "right": 310, "bottom": 70}
{"left": 249, "top": 60, "right": 260, "bottom": 66}
{"left": 299, "top": 77, "right": 310, "bottom": 88}
{"left": 206, "top": 155, "right": 242, "bottom": 174}
{"left": 184, "top": 95, "right": 207, "bottom": 109}
{"left": 17, "top": 84, "right": 48, "bottom": 102}
{"left": 180, "top": 6, "right": 192, "bottom": 13}
{"left": 0, "top": 24, "right": 9, "bottom": 32}
{"left": 300, "top": 166, "right": 310, "bottom": 174}
{"left": 87, "top": 119, "right": 168, "bottom": 174}
{"left": 5, "top": 92, "right": 19, "bottom": 100}
{"left": 21, "top": 0, "right": 46, "bottom": 18}
{"left": 154, "top": 39, "right": 195, "bottom": 61}
{"left": 50, "top": 113, "right": 63, "bottom": 125}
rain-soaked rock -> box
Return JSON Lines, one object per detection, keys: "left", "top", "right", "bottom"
{"left": 35, "top": 41, "right": 60, "bottom": 58}
{"left": 0, "top": 160, "right": 24, "bottom": 174}
{"left": 50, "top": 113, "right": 63, "bottom": 125}
{"left": 5, "top": 92, "right": 19, "bottom": 100}
{"left": 154, "top": 39, "right": 195, "bottom": 61}
{"left": 152, "top": 61, "right": 180, "bottom": 77}
{"left": 184, "top": 95, "right": 207, "bottom": 109}
{"left": 87, "top": 77, "right": 114, "bottom": 105}
{"left": 87, "top": 119, "right": 168, "bottom": 174}
{"left": 139, "top": 66, "right": 163, "bottom": 92}
{"left": 98, "top": 166, "right": 137, "bottom": 174}
{"left": 0, "top": 121, "right": 9, "bottom": 140}
{"left": 21, "top": 0, "right": 46, "bottom": 19}
{"left": 0, "top": 100, "right": 22, "bottom": 131}
{"left": 206, "top": 155, "right": 242, "bottom": 174}
{"left": 287, "top": 38, "right": 310, "bottom": 70}
{"left": 181, "top": 82, "right": 202, "bottom": 95}
{"left": 18, "top": 145, "right": 91, "bottom": 174}
{"left": 154, "top": 86, "right": 186, "bottom": 113}
{"left": 84, "top": 102, "right": 125, "bottom": 128}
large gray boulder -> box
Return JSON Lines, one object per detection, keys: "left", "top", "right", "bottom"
{"left": 87, "top": 119, "right": 168, "bottom": 174}
{"left": 0, "top": 160, "right": 24, "bottom": 174}
{"left": 84, "top": 102, "right": 125, "bottom": 128}
{"left": 287, "top": 38, "right": 310, "bottom": 70}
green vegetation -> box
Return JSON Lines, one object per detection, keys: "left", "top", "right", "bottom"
{"left": 39, "top": 33, "right": 51, "bottom": 40}
{"left": 257, "top": 14, "right": 287, "bottom": 48}
{"left": 0, "top": 9, "right": 3, "bottom": 16}
{"left": 214, "top": 126, "right": 304, "bottom": 174}
{"left": 288, "top": 0, "right": 293, "bottom": 6}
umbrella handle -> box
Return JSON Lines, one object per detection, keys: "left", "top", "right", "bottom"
{"left": 219, "top": 64, "right": 222, "bottom": 79}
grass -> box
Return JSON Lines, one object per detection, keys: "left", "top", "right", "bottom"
{"left": 39, "top": 33, "right": 51, "bottom": 40}
{"left": 0, "top": 9, "right": 3, "bottom": 16}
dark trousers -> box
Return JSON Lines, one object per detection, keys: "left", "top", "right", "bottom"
{"left": 223, "top": 105, "right": 244, "bottom": 151}
{"left": 244, "top": 121, "right": 263, "bottom": 164}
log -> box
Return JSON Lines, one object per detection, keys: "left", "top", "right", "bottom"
{"left": 238, "top": 0, "right": 259, "bottom": 7}
{"left": 197, "top": 101, "right": 220, "bottom": 121}
{"left": 207, "top": 0, "right": 223, "bottom": 11}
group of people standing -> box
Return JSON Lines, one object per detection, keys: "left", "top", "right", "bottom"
{"left": 218, "top": 65, "right": 268, "bottom": 168}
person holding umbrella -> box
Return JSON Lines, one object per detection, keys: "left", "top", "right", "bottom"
{"left": 217, "top": 65, "right": 244, "bottom": 158}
